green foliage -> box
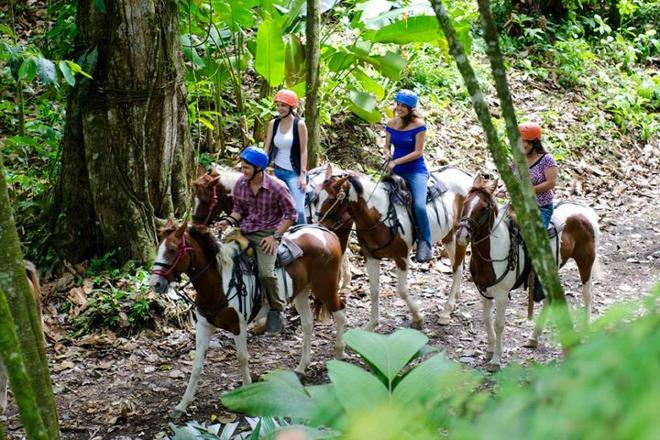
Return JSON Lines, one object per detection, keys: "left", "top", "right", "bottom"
{"left": 68, "top": 262, "right": 161, "bottom": 336}
{"left": 222, "top": 328, "right": 480, "bottom": 438}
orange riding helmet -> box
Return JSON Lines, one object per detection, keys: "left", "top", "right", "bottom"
{"left": 519, "top": 123, "right": 542, "bottom": 141}
{"left": 274, "top": 89, "right": 299, "bottom": 108}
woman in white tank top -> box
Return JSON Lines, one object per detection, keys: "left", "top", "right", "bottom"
{"left": 264, "top": 89, "right": 308, "bottom": 224}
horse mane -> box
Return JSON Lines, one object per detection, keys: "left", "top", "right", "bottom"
{"left": 468, "top": 184, "right": 500, "bottom": 216}
{"left": 187, "top": 225, "right": 220, "bottom": 261}
{"left": 212, "top": 164, "right": 242, "bottom": 191}
{"left": 347, "top": 174, "right": 364, "bottom": 195}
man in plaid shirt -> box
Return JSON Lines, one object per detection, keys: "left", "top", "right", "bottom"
{"left": 218, "top": 146, "right": 297, "bottom": 333}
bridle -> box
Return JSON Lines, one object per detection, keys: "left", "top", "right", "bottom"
{"left": 151, "top": 232, "right": 215, "bottom": 285}
{"left": 458, "top": 192, "right": 498, "bottom": 246}
{"left": 193, "top": 184, "right": 219, "bottom": 226}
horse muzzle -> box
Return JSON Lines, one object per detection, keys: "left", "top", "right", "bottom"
{"left": 150, "top": 273, "right": 170, "bottom": 294}
{"left": 456, "top": 223, "right": 472, "bottom": 247}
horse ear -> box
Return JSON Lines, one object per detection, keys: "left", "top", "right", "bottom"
{"left": 175, "top": 221, "right": 187, "bottom": 237}
{"left": 487, "top": 178, "right": 500, "bottom": 194}
{"left": 165, "top": 217, "right": 174, "bottom": 228}
{"left": 196, "top": 164, "right": 206, "bottom": 177}
{"left": 325, "top": 163, "right": 333, "bottom": 179}
{"left": 209, "top": 167, "right": 220, "bottom": 178}
{"left": 473, "top": 175, "right": 485, "bottom": 188}
{"left": 333, "top": 175, "right": 349, "bottom": 190}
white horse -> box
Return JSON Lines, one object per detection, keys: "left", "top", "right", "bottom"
{"left": 315, "top": 165, "right": 473, "bottom": 330}
{"left": 456, "top": 176, "right": 601, "bottom": 368}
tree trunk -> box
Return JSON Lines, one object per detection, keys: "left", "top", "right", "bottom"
{"left": 0, "top": 157, "right": 59, "bottom": 439}
{"left": 53, "top": 0, "right": 193, "bottom": 265}
{"left": 429, "top": 0, "right": 577, "bottom": 351}
{"left": 304, "top": 0, "right": 321, "bottom": 168}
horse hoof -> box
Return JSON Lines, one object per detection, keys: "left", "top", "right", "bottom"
{"left": 485, "top": 351, "right": 494, "bottom": 362}
{"left": 438, "top": 314, "right": 451, "bottom": 326}
{"left": 251, "top": 318, "right": 267, "bottom": 335}
{"left": 486, "top": 362, "right": 500, "bottom": 372}
{"left": 169, "top": 409, "right": 185, "bottom": 421}
{"left": 411, "top": 319, "right": 424, "bottom": 330}
{"left": 523, "top": 339, "right": 538, "bottom": 349}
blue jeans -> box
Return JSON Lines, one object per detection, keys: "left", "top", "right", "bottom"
{"left": 274, "top": 167, "right": 306, "bottom": 224}
{"left": 539, "top": 204, "right": 554, "bottom": 229}
{"left": 397, "top": 171, "right": 431, "bottom": 246}
{"left": 534, "top": 203, "right": 555, "bottom": 301}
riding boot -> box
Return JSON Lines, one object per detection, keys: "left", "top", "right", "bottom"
{"left": 415, "top": 240, "right": 433, "bottom": 263}
{"left": 261, "top": 276, "right": 285, "bottom": 333}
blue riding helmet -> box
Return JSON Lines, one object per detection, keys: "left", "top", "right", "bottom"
{"left": 394, "top": 89, "right": 418, "bottom": 108}
{"left": 239, "top": 146, "right": 269, "bottom": 170}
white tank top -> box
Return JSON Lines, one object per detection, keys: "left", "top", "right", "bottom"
{"left": 273, "top": 120, "right": 294, "bottom": 170}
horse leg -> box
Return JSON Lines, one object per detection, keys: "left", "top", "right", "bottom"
{"left": 293, "top": 289, "right": 314, "bottom": 375}
{"left": 482, "top": 296, "right": 495, "bottom": 361}
{"left": 525, "top": 299, "right": 549, "bottom": 349}
{"left": 339, "top": 250, "right": 352, "bottom": 294}
{"left": 439, "top": 239, "right": 466, "bottom": 325}
{"left": 333, "top": 309, "right": 347, "bottom": 359}
{"left": 395, "top": 267, "right": 424, "bottom": 329}
{"left": 489, "top": 290, "right": 510, "bottom": 370}
{"left": 365, "top": 257, "right": 381, "bottom": 331}
{"left": 0, "top": 360, "right": 7, "bottom": 414}
{"left": 581, "top": 278, "right": 593, "bottom": 325}
{"left": 233, "top": 316, "right": 251, "bottom": 385}
{"left": 172, "top": 313, "right": 214, "bottom": 419}
{"left": 250, "top": 301, "right": 270, "bottom": 335}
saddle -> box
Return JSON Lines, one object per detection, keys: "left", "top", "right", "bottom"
{"left": 224, "top": 228, "right": 304, "bottom": 268}
{"left": 381, "top": 173, "right": 448, "bottom": 207}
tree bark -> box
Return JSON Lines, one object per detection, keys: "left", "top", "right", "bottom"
{"left": 54, "top": 0, "right": 193, "bottom": 264}
{"left": 0, "top": 157, "right": 59, "bottom": 438}
{"left": 304, "top": 0, "right": 321, "bottom": 168}
{"left": 429, "top": 0, "right": 577, "bottom": 350}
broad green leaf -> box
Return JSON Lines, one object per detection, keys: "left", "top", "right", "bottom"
{"left": 18, "top": 57, "right": 38, "bottom": 82}
{"left": 327, "top": 51, "right": 355, "bottom": 72}
{"left": 343, "top": 329, "right": 428, "bottom": 385}
{"left": 0, "top": 24, "right": 15, "bottom": 38}
{"left": 353, "top": 68, "right": 384, "bottom": 100}
{"left": 305, "top": 384, "right": 347, "bottom": 429}
{"left": 327, "top": 360, "right": 389, "bottom": 413}
{"left": 370, "top": 51, "right": 406, "bottom": 80}
{"left": 290, "top": 81, "right": 306, "bottom": 97}
{"left": 392, "top": 353, "right": 454, "bottom": 405}
{"left": 66, "top": 61, "right": 93, "bottom": 79}
{"left": 198, "top": 116, "right": 214, "bottom": 130}
{"left": 36, "top": 57, "right": 57, "bottom": 85}
{"left": 349, "top": 90, "right": 377, "bottom": 112}
{"left": 349, "top": 102, "right": 382, "bottom": 123}
{"left": 370, "top": 16, "right": 441, "bottom": 44}
{"left": 222, "top": 370, "right": 312, "bottom": 418}
{"left": 180, "top": 35, "right": 207, "bottom": 68}
{"left": 58, "top": 61, "right": 75, "bottom": 86}
{"left": 255, "top": 18, "right": 285, "bottom": 86}
{"left": 284, "top": 35, "right": 305, "bottom": 87}
{"left": 215, "top": 0, "right": 259, "bottom": 31}
{"left": 94, "top": 0, "right": 106, "bottom": 13}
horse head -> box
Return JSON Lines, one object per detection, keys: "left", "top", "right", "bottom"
{"left": 192, "top": 168, "right": 234, "bottom": 225}
{"left": 314, "top": 165, "right": 353, "bottom": 227}
{"left": 150, "top": 219, "right": 194, "bottom": 293}
{"left": 456, "top": 175, "right": 499, "bottom": 247}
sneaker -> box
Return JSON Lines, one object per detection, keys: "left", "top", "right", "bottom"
{"left": 266, "top": 310, "right": 284, "bottom": 334}
{"left": 415, "top": 241, "right": 433, "bottom": 263}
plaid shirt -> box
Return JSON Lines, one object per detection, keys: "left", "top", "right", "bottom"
{"left": 232, "top": 172, "right": 298, "bottom": 234}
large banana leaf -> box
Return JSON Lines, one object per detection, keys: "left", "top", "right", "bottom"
{"left": 284, "top": 35, "right": 306, "bottom": 87}
{"left": 367, "top": 51, "right": 406, "bottom": 80}
{"left": 342, "top": 329, "right": 428, "bottom": 387}
{"left": 368, "top": 15, "right": 442, "bottom": 44}
{"left": 353, "top": 68, "right": 385, "bottom": 100}
{"left": 255, "top": 18, "right": 286, "bottom": 86}
{"left": 327, "top": 360, "right": 389, "bottom": 413}
{"left": 214, "top": 0, "right": 259, "bottom": 31}
{"left": 348, "top": 90, "right": 382, "bottom": 123}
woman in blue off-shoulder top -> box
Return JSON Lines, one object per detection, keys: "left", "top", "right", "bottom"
{"left": 383, "top": 89, "right": 432, "bottom": 263}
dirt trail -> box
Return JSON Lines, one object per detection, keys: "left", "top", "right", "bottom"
{"left": 2, "top": 195, "right": 658, "bottom": 439}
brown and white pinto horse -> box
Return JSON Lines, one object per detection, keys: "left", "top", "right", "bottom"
{"left": 456, "top": 176, "right": 600, "bottom": 368}
{"left": 1, "top": 261, "right": 43, "bottom": 414}
{"left": 191, "top": 164, "right": 354, "bottom": 293}
{"left": 314, "top": 165, "right": 474, "bottom": 330}
{"left": 149, "top": 221, "right": 346, "bottom": 418}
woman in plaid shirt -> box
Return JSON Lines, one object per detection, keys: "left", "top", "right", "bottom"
{"left": 218, "top": 147, "right": 298, "bottom": 333}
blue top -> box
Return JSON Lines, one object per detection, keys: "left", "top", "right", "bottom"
{"left": 386, "top": 125, "right": 428, "bottom": 174}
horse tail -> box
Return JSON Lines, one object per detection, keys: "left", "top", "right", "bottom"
{"left": 312, "top": 298, "right": 330, "bottom": 322}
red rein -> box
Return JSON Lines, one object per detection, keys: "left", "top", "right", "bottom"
{"left": 152, "top": 233, "right": 194, "bottom": 278}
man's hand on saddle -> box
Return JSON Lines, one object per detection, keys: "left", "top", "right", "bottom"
{"left": 260, "top": 235, "right": 279, "bottom": 256}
